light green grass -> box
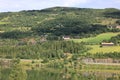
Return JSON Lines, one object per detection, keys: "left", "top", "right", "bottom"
{"left": 71, "top": 32, "right": 120, "bottom": 44}
{"left": 0, "top": 22, "right": 9, "bottom": 24}
{"left": 88, "top": 45, "right": 120, "bottom": 54}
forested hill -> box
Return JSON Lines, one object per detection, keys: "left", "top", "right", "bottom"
{"left": 0, "top": 7, "right": 120, "bottom": 39}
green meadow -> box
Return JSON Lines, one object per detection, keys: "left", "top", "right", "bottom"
{"left": 71, "top": 32, "right": 120, "bottom": 44}
{"left": 0, "top": 22, "right": 9, "bottom": 24}
{"left": 88, "top": 45, "right": 120, "bottom": 54}
{"left": 71, "top": 32, "right": 120, "bottom": 54}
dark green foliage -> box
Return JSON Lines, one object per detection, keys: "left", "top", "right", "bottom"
{"left": 110, "top": 34, "right": 120, "bottom": 45}
{"left": 46, "top": 35, "right": 62, "bottom": 40}
{"left": 0, "top": 69, "right": 11, "bottom": 80}
{"left": 93, "top": 52, "right": 120, "bottom": 59}
{"left": 0, "top": 41, "right": 88, "bottom": 59}
{"left": 0, "top": 31, "right": 32, "bottom": 39}
{"left": 104, "top": 8, "right": 120, "bottom": 18}
{"left": 116, "top": 20, "right": 120, "bottom": 25}
{"left": 32, "top": 15, "right": 108, "bottom": 37}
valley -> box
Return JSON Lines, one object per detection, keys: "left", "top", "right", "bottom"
{"left": 0, "top": 7, "right": 120, "bottom": 80}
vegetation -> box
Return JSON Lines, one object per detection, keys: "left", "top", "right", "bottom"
{"left": 0, "top": 41, "right": 89, "bottom": 59}
{"left": 71, "top": 32, "right": 120, "bottom": 44}
{"left": 110, "top": 34, "right": 120, "bottom": 45}
{"left": 8, "top": 59, "right": 27, "bottom": 80}
{"left": 88, "top": 45, "right": 120, "bottom": 54}
{"left": 0, "top": 7, "right": 120, "bottom": 80}
{"left": 92, "top": 52, "right": 120, "bottom": 59}
{"left": 0, "top": 7, "right": 120, "bottom": 38}
{"left": 1, "top": 57, "right": 120, "bottom": 80}
{"left": 0, "top": 30, "right": 32, "bottom": 39}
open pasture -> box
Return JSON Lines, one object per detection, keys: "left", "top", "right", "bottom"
{"left": 71, "top": 32, "right": 120, "bottom": 44}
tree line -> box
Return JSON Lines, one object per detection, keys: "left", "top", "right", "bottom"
{"left": 0, "top": 41, "right": 89, "bottom": 59}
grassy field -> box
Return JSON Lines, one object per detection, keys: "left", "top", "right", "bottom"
{"left": 88, "top": 45, "right": 120, "bottom": 54}
{"left": 83, "top": 64, "right": 120, "bottom": 71}
{"left": 71, "top": 32, "right": 120, "bottom": 44}
{"left": 0, "top": 22, "right": 9, "bottom": 24}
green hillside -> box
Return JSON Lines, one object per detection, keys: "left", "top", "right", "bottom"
{"left": 0, "top": 7, "right": 120, "bottom": 39}
{"left": 0, "top": 7, "right": 120, "bottom": 80}
{"left": 0, "top": 7, "right": 120, "bottom": 57}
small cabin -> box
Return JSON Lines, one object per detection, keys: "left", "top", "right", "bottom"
{"left": 101, "top": 42, "right": 114, "bottom": 46}
{"left": 63, "top": 36, "right": 70, "bottom": 40}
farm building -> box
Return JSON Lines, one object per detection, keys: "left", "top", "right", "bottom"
{"left": 63, "top": 36, "right": 70, "bottom": 40}
{"left": 107, "top": 25, "right": 120, "bottom": 29}
{"left": 101, "top": 42, "right": 114, "bottom": 46}
{"left": 116, "top": 25, "right": 120, "bottom": 29}
{"left": 0, "top": 31, "right": 4, "bottom": 33}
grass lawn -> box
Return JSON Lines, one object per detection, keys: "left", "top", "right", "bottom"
{"left": 71, "top": 32, "right": 120, "bottom": 44}
{"left": 88, "top": 45, "right": 120, "bottom": 54}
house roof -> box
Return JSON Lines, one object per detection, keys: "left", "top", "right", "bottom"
{"left": 116, "top": 26, "right": 120, "bottom": 28}
{"left": 101, "top": 42, "right": 114, "bottom": 45}
{"left": 63, "top": 36, "right": 70, "bottom": 38}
